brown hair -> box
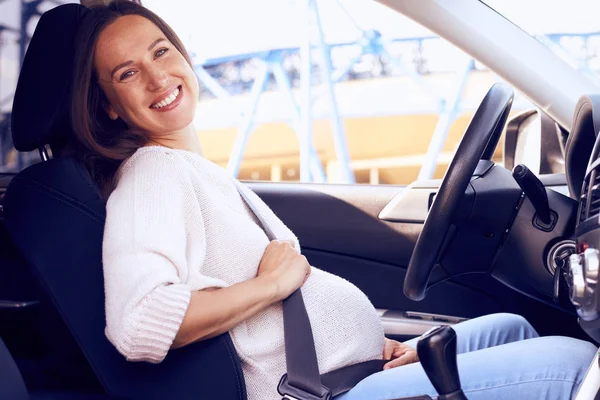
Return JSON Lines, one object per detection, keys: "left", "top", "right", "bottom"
{"left": 70, "top": 0, "right": 193, "bottom": 198}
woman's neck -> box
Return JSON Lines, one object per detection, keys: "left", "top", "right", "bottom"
{"left": 147, "top": 123, "right": 203, "bottom": 155}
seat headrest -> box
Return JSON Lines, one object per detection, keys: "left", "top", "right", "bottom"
{"left": 11, "top": 3, "right": 88, "bottom": 152}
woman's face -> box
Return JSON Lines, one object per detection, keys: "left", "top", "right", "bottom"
{"left": 93, "top": 15, "right": 199, "bottom": 137}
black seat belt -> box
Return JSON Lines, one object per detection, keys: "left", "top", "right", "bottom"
{"left": 236, "top": 184, "right": 386, "bottom": 400}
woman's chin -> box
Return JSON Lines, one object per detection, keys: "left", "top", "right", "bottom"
{"left": 150, "top": 120, "right": 196, "bottom": 138}
{"left": 148, "top": 112, "right": 196, "bottom": 136}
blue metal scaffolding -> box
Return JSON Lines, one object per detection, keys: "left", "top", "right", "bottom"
{"left": 190, "top": 0, "right": 472, "bottom": 183}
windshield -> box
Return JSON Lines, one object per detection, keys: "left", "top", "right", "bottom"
{"left": 483, "top": 0, "right": 600, "bottom": 85}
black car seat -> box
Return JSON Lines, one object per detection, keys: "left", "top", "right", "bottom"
{"left": 4, "top": 4, "right": 246, "bottom": 399}
{"left": 0, "top": 335, "right": 112, "bottom": 399}
{"left": 1, "top": 336, "right": 30, "bottom": 400}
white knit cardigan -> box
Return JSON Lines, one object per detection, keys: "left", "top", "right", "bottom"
{"left": 102, "top": 146, "right": 385, "bottom": 400}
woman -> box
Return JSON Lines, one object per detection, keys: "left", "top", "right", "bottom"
{"left": 70, "top": 1, "right": 597, "bottom": 399}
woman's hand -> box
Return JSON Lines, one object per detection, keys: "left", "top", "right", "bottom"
{"left": 257, "top": 240, "right": 311, "bottom": 301}
{"left": 173, "top": 240, "right": 309, "bottom": 347}
{"left": 382, "top": 338, "right": 419, "bottom": 370}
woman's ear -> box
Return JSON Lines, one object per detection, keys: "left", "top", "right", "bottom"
{"left": 105, "top": 104, "right": 119, "bottom": 121}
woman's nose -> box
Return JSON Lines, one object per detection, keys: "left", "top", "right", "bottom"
{"left": 146, "top": 65, "right": 168, "bottom": 91}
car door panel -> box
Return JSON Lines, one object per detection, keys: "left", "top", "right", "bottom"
{"left": 249, "top": 182, "right": 500, "bottom": 314}
{"left": 249, "top": 182, "right": 420, "bottom": 267}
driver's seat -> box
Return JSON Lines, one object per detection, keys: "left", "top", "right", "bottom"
{"left": 4, "top": 4, "right": 246, "bottom": 399}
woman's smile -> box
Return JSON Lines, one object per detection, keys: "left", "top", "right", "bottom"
{"left": 150, "top": 84, "right": 183, "bottom": 112}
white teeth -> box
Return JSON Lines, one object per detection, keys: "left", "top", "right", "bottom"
{"left": 151, "top": 87, "right": 181, "bottom": 109}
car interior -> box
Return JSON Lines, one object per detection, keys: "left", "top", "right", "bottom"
{"left": 3, "top": 2, "right": 600, "bottom": 400}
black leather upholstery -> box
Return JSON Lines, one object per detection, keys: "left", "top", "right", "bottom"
{"left": 5, "top": 4, "right": 246, "bottom": 399}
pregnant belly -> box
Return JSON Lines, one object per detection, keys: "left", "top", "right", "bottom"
{"left": 303, "top": 268, "right": 385, "bottom": 373}
{"left": 230, "top": 267, "right": 384, "bottom": 375}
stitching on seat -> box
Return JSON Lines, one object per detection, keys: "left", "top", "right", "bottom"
{"left": 11, "top": 176, "right": 105, "bottom": 224}
{"left": 20, "top": 178, "right": 104, "bottom": 222}
{"left": 224, "top": 335, "right": 246, "bottom": 400}
{"left": 74, "top": 161, "right": 104, "bottom": 199}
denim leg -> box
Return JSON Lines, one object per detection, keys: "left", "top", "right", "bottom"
{"left": 404, "top": 313, "right": 539, "bottom": 354}
{"left": 337, "top": 336, "right": 597, "bottom": 400}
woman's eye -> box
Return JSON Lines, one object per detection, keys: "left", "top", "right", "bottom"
{"left": 155, "top": 48, "right": 169, "bottom": 58}
{"left": 119, "top": 70, "right": 135, "bottom": 80}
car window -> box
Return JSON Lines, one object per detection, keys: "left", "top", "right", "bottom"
{"left": 144, "top": 0, "right": 548, "bottom": 184}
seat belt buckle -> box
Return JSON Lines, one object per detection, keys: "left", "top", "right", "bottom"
{"left": 278, "top": 374, "right": 332, "bottom": 400}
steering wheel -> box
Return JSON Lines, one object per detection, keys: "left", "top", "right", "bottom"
{"left": 404, "top": 83, "right": 514, "bottom": 301}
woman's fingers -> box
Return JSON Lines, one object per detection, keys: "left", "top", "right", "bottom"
{"left": 383, "top": 349, "right": 393, "bottom": 360}
{"left": 383, "top": 339, "right": 414, "bottom": 360}
{"left": 383, "top": 350, "right": 419, "bottom": 370}
{"left": 382, "top": 338, "right": 406, "bottom": 359}
{"left": 392, "top": 346, "right": 410, "bottom": 358}
{"left": 382, "top": 339, "right": 395, "bottom": 359}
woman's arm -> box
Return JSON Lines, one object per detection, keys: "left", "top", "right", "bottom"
{"left": 173, "top": 276, "right": 275, "bottom": 347}
{"left": 173, "top": 240, "right": 311, "bottom": 348}
{"left": 103, "top": 153, "right": 201, "bottom": 363}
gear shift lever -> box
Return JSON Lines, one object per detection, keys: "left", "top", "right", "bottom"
{"left": 417, "top": 325, "right": 467, "bottom": 400}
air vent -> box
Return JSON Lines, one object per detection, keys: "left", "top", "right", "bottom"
{"left": 590, "top": 175, "right": 600, "bottom": 217}
{"left": 579, "top": 169, "right": 600, "bottom": 224}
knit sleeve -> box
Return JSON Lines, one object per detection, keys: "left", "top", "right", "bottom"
{"left": 102, "top": 151, "right": 201, "bottom": 363}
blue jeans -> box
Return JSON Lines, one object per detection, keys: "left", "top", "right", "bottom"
{"left": 337, "top": 313, "right": 597, "bottom": 400}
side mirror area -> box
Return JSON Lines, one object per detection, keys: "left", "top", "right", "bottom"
{"left": 503, "top": 109, "right": 566, "bottom": 176}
